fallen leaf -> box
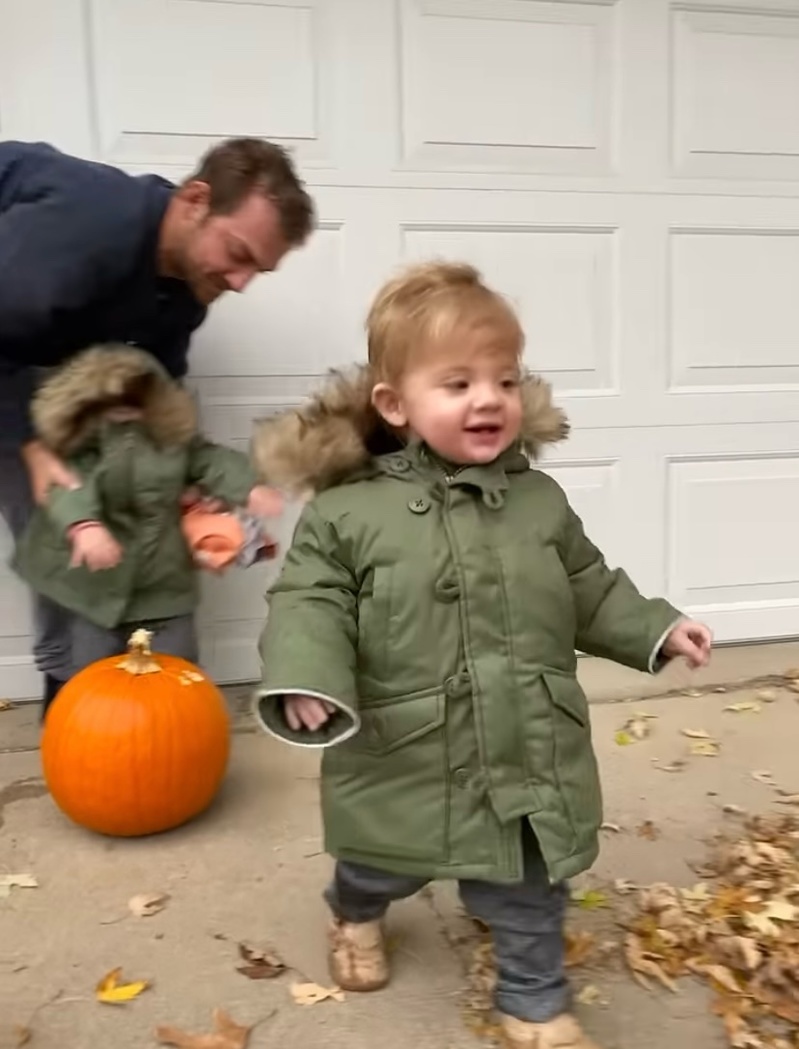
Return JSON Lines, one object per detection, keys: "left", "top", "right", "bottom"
{"left": 128, "top": 892, "right": 169, "bottom": 918}
{"left": 576, "top": 984, "right": 603, "bottom": 1006}
{"left": 751, "top": 770, "right": 775, "bottom": 785}
{"left": 0, "top": 700, "right": 14, "bottom": 711}
{"left": 637, "top": 820, "right": 661, "bottom": 841}
{"left": 614, "top": 730, "right": 634, "bottom": 747}
{"left": 236, "top": 942, "right": 286, "bottom": 981}
{"left": 95, "top": 967, "right": 150, "bottom": 1004}
{"left": 723, "top": 804, "right": 747, "bottom": 817}
{"left": 12, "top": 1026, "right": 31, "bottom": 1047}
{"left": 290, "top": 982, "right": 345, "bottom": 1006}
{"left": 682, "top": 728, "right": 711, "bottom": 739}
{"left": 570, "top": 888, "right": 609, "bottom": 910}
{"left": 156, "top": 1007, "right": 252, "bottom": 1049}
{"left": 600, "top": 822, "right": 623, "bottom": 834}
{"left": 690, "top": 740, "right": 721, "bottom": 757}
{"left": 787, "top": 681, "right": 799, "bottom": 695}
{"left": 724, "top": 702, "right": 761, "bottom": 714}
{"left": 623, "top": 934, "right": 678, "bottom": 992}
{"left": 565, "top": 929, "right": 596, "bottom": 968}
{"left": 656, "top": 760, "right": 686, "bottom": 773}
{"left": 713, "top": 687, "right": 728, "bottom": 694}
{"left": 755, "top": 689, "right": 778, "bottom": 703}
{"left": 775, "top": 795, "right": 799, "bottom": 807}
{"left": 682, "top": 689, "right": 703, "bottom": 698}
{"left": 614, "top": 878, "right": 639, "bottom": 895}
{"left": 0, "top": 874, "right": 38, "bottom": 899}
{"left": 784, "top": 667, "right": 799, "bottom": 680}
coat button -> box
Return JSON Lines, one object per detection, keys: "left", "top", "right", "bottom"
{"left": 453, "top": 768, "right": 471, "bottom": 789}
{"left": 408, "top": 498, "right": 430, "bottom": 514}
{"left": 390, "top": 458, "right": 410, "bottom": 474}
{"left": 444, "top": 672, "right": 469, "bottom": 697}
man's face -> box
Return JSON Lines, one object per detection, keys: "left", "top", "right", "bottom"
{"left": 177, "top": 185, "right": 292, "bottom": 305}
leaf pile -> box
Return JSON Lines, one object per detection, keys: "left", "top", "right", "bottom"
{"left": 624, "top": 813, "right": 799, "bottom": 1048}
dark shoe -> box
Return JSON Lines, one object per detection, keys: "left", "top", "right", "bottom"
{"left": 40, "top": 674, "right": 64, "bottom": 723}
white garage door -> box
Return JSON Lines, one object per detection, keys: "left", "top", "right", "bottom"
{"left": 1, "top": 0, "right": 798, "bottom": 697}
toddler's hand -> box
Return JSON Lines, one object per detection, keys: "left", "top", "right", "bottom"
{"left": 247, "top": 485, "right": 283, "bottom": 561}
{"left": 662, "top": 619, "right": 713, "bottom": 669}
{"left": 284, "top": 693, "right": 337, "bottom": 732}
{"left": 68, "top": 522, "right": 123, "bottom": 571}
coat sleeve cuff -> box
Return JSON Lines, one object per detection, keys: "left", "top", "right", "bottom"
{"left": 45, "top": 485, "right": 101, "bottom": 534}
{"left": 252, "top": 688, "right": 360, "bottom": 749}
{"left": 647, "top": 616, "right": 686, "bottom": 674}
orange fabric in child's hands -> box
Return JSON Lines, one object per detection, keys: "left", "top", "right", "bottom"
{"left": 180, "top": 507, "right": 246, "bottom": 570}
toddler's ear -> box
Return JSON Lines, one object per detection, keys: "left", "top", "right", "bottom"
{"left": 371, "top": 383, "right": 407, "bottom": 428}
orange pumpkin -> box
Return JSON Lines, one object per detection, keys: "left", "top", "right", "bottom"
{"left": 41, "top": 630, "right": 231, "bottom": 837}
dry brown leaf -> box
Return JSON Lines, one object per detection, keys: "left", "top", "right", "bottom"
{"left": 682, "top": 689, "right": 703, "bottom": 698}
{"left": 751, "top": 771, "right": 775, "bottom": 785}
{"left": 12, "top": 1026, "right": 31, "bottom": 1047}
{"left": 565, "top": 929, "right": 596, "bottom": 968}
{"left": 623, "top": 934, "right": 678, "bottom": 992}
{"left": 755, "top": 689, "right": 778, "bottom": 703}
{"left": 723, "top": 805, "right": 748, "bottom": 817}
{"left": 784, "top": 667, "right": 799, "bottom": 680}
{"left": 656, "top": 760, "right": 686, "bottom": 773}
{"left": 600, "top": 822, "right": 623, "bottom": 834}
{"left": 128, "top": 892, "right": 169, "bottom": 918}
{"left": 724, "top": 703, "right": 762, "bottom": 714}
{"left": 787, "top": 681, "right": 799, "bottom": 695}
{"left": 236, "top": 942, "right": 286, "bottom": 981}
{"left": 290, "top": 982, "right": 345, "bottom": 1006}
{"left": 156, "top": 1007, "right": 252, "bottom": 1049}
{"left": 637, "top": 820, "right": 661, "bottom": 841}
{"left": 682, "top": 728, "right": 712, "bottom": 739}
{"left": 0, "top": 874, "right": 38, "bottom": 899}
{"left": 0, "top": 699, "right": 14, "bottom": 712}
{"left": 614, "top": 878, "right": 639, "bottom": 895}
{"left": 775, "top": 795, "right": 799, "bottom": 807}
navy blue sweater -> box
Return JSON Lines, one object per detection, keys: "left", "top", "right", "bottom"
{"left": 0, "top": 141, "right": 207, "bottom": 446}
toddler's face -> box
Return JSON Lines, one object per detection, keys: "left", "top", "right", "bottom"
{"left": 375, "top": 334, "right": 523, "bottom": 466}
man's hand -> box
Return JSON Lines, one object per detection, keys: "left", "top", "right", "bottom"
{"left": 662, "top": 619, "right": 713, "bottom": 669}
{"left": 21, "top": 440, "right": 80, "bottom": 506}
{"left": 284, "top": 693, "right": 337, "bottom": 732}
{"left": 68, "top": 522, "right": 123, "bottom": 571}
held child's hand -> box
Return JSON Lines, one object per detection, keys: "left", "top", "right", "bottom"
{"left": 284, "top": 693, "right": 337, "bottom": 732}
{"left": 662, "top": 619, "right": 713, "bottom": 669}
{"left": 68, "top": 522, "right": 123, "bottom": 571}
{"left": 246, "top": 485, "right": 284, "bottom": 561}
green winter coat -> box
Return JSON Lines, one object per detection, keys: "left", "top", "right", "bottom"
{"left": 14, "top": 346, "right": 257, "bottom": 629}
{"left": 253, "top": 368, "right": 681, "bottom": 885}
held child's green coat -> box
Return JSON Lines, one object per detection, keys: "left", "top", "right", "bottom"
{"left": 14, "top": 347, "right": 257, "bottom": 629}
{"left": 253, "top": 370, "right": 681, "bottom": 885}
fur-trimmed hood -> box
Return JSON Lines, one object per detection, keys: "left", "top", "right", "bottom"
{"left": 32, "top": 345, "right": 198, "bottom": 456}
{"left": 252, "top": 365, "right": 569, "bottom": 495}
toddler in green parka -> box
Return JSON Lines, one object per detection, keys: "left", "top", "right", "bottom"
{"left": 251, "top": 262, "right": 713, "bottom": 1049}
{"left": 13, "top": 344, "right": 281, "bottom": 716}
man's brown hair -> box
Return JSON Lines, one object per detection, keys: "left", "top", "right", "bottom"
{"left": 187, "top": 137, "right": 315, "bottom": 246}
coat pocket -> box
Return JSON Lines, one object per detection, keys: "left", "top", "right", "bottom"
{"left": 356, "top": 566, "right": 391, "bottom": 676}
{"left": 321, "top": 689, "right": 448, "bottom": 863}
{"left": 544, "top": 673, "right": 603, "bottom": 844}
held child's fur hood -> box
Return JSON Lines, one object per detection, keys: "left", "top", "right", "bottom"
{"left": 32, "top": 345, "right": 198, "bottom": 456}
{"left": 252, "top": 365, "right": 569, "bottom": 496}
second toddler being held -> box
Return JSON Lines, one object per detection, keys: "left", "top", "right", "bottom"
{"left": 252, "top": 262, "right": 712, "bottom": 1049}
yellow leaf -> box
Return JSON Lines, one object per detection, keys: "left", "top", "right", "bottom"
{"left": 571, "top": 888, "right": 608, "bottom": 910}
{"left": 690, "top": 740, "right": 720, "bottom": 757}
{"left": 289, "top": 982, "right": 345, "bottom": 1006}
{"left": 615, "top": 731, "right": 633, "bottom": 746}
{"left": 95, "top": 967, "right": 150, "bottom": 1004}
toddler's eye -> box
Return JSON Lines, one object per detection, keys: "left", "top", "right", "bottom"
{"left": 501, "top": 378, "right": 520, "bottom": 389}
{"left": 443, "top": 380, "right": 468, "bottom": 391}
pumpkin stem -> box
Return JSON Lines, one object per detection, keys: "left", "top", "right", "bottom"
{"left": 117, "top": 629, "right": 161, "bottom": 675}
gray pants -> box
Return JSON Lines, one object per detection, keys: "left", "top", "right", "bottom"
{"left": 325, "top": 821, "right": 569, "bottom": 1024}
{"left": 0, "top": 446, "right": 73, "bottom": 683}
{"left": 72, "top": 614, "right": 199, "bottom": 673}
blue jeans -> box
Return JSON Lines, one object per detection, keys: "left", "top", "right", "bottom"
{"left": 0, "top": 445, "right": 72, "bottom": 683}
{"left": 325, "top": 820, "right": 570, "bottom": 1023}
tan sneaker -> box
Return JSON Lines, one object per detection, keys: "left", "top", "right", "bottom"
{"left": 500, "top": 1013, "right": 603, "bottom": 1049}
{"left": 327, "top": 918, "right": 389, "bottom": 992}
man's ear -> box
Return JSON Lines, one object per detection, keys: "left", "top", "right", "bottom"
{"left": 175, "top": 180, "right": 211, "bottom": 221}
{"left": 371, "top": 383, "right": 407, "bottom": 428}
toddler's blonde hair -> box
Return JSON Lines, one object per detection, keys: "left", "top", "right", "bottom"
{"left": 366, "top": 261, "right": 524, "bottom": 383}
